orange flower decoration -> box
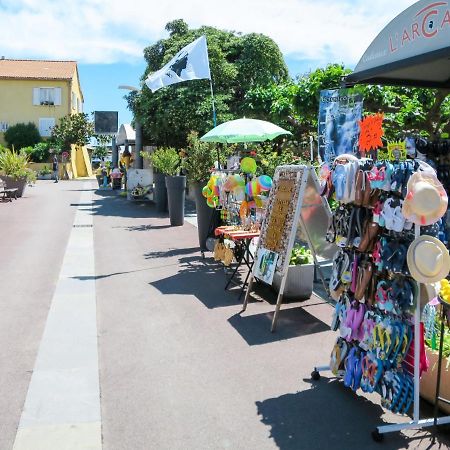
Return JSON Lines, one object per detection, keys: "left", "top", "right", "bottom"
{"left": 359, "top": 113, "right": 384, "bottom": 153}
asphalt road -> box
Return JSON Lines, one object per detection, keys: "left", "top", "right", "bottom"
{"left": 1, "top": 180, "right": 449, "bottom": 450}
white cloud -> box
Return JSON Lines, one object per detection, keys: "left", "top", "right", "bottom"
{"left": 0, "top": 0, "right": 414, "bottom": 67}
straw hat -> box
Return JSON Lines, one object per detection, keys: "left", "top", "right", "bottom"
{"left": 407, "top": 235, "right": 450, "bottom": 284}
{"left": 402, "top": 171, "right": 447, "bottom": 226}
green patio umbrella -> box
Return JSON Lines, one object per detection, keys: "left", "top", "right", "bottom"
{"left": 200, "top": 118, "right": 292, "bottom": 143}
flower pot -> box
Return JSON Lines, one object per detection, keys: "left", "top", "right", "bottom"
{"left": 192, "top": 182, "right": 214, "bottom": 250}
{"left": 420, "top": 347, "right": 450, "bottom": 414}
{"left": 37, "top": 174, "right": 52, "bottom": 180}
{"left": 0, "top": 175, "right": 27, "bottom": 197}
{"left": 165, "top": 175, "right": 186, "bottom": 226}
{"left": 154, "top": 172, "right": 168, "bottom": 212}
{"left": 272, "top": 263, "right": 315, "bottom": 299}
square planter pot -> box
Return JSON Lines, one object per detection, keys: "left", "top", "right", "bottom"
{"left": 420, "top": 347, "right": 450, "bottom": 414}
{"left": 37, "top": 174, "right": 52, "bottom": 180}
{"left": 272, "top": 263, "right": 315, "bottom": 300}
{"left": 0, "top": 175, "right": 27, "bottom": 197}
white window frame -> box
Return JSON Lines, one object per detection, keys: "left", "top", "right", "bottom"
{"left": 33, "top": 87, "right": 62, "bottom": 106}
{"left": 39, "top": 117, "right": 56, "bottom": 137}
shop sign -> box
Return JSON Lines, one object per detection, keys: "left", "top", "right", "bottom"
{"left": 256, "top": 166, "right": 304, "bottom": 276}
{"left": 354, "top": 0, "right": 450, "bottom": 73}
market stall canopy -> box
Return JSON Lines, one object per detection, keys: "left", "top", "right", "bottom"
{"left": 200, "top": 118, "right": 292, "bottom": 143}
{"left": 116, "top": 123, "right": 136, "bottom": 146}
{"left": 346, "top": 0, "right": 450, "bottom": 88}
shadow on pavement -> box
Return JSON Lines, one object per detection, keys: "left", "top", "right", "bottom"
{"left": 144, "top": 247, "right": 199, "bottom": 259}
{"left": 91, "top": 191, "right": 163, "bottom": 219}
{"left": 256, "top": 378, "right": 417, "bottom": 450}
{"left": 150, "top": 256, "right": 243, "bottom": 309}
{"left": 120, "top": 224, "right": 172, "bottom": 232}
{"left": 228, "top": 307, "right": 329, "bottom": 346}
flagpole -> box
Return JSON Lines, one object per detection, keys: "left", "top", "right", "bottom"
{"left": 209, "top": 79, "right": 217, "bottom": 128}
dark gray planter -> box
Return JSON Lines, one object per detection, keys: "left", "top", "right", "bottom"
{"left": 0, "top": 175, "right": 27, "bottom": 197}
{"left": 96, "top": 175, "right": 102, "bottom": 187}
{"left": 165, "top": 175, "right": 186, "bottom": 226}
{"left": 192, "top": 182, "right": 214, "bottom": 250}
{"left": 154, "top": 172, "right": 168, "bottom": 212}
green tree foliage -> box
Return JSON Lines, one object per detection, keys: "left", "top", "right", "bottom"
{"left": 20, "top": 142, "right": 51, "bottom": 163}
{"left": 4, "top": 122, "right": 41, "bottom": 150}
{"left": 245, "top": 63, "right": 449, "bottom": 141}
{"left": 92, "top": 134, "right": 111, "bottom": 160}
{"left": 50, "top": 113, "right": 94, "bottom": 152}
{"left": 132, "top": 20, "right": 289, "bottom": 147}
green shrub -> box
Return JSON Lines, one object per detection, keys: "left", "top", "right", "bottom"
{"left": 289, "top": 244, "right": 313, "bottom": 266}
{"left": 31, "top": 142, "right": 51, "bottom": 162}
{"left": 145, "top": 147, "right": 180, "bottom": 176}
{"left": 4, "top": 122, "right": 41, "bottom": 150}
{"left": 39, "top": 165, "right": 52, "bottom": 175}
{"left": 0, "top": 147, "right": 30, "bottom": 179}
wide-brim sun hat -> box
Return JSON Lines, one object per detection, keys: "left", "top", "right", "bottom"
{"left": 407, "top": 235, "right": 450, "bottom": 284}
{"left": 402, "top": 170, "right": 447, "bottom": 226}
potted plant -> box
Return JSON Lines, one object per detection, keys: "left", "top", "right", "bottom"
{"left": 143, "top": 149, "right": 172, "bottom": 212}
{"left": 181, "top": 131, "right": 218, "bottom": 250}
{"left": 0, "top": 147, "right": 31, "bottom": 197}
{"left": 37, "top": 165, "right": 52, "bottom": 180}
{"left": 148, "top": 148, "right": 185, "bottom": 225}
{"left": 272, "top": 244, "right": 315, "bottom": 299}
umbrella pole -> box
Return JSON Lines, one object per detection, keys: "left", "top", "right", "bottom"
{"left": 217, "top": 144, "right": 221, "bottom": 170}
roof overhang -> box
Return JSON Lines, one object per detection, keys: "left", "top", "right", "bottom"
{"left": 346, "top": 1, "right": 450, "bottom": 88}
{"left": 116, "top": 123, "right": 136, "bottom": 146}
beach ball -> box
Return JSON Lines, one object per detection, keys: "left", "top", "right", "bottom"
{"left": 207, "top": 176, "right": 217, "bottom": 191}
{"left": 245, "top": 180, "right": 261, "bottom": 197}
{"left": 240, "top": 157, "right": 257, "bottom": 174}
{"left": 207, "top": 196, "right": 217, "bottom": 208}
{"left": 202, "top": 186, "right": 210, "bottom": 198}
{"left": 258, "top": 175, "right": 273, "bottom": 191}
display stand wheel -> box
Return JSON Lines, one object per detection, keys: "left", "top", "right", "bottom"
{"left": 311, "top": 369, "right": 320, "bottom": 381}
{"left": 371, "top": 429, "right": 384, "bottom": 442}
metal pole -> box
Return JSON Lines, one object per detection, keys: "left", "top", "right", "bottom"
{"left": 414, "top": 223, "right": 421, "bottom": 422}
{"left": 209, "top": 79, "right": 217, "bottom": 127}
{"left": 135, "top": 120, "right": 143, "bottom": 169}
{"left": 111, "top": 136, "right": 118, "bottom": 168}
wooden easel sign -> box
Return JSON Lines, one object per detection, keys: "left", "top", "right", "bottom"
{"left": 243, "top": 165, "right": 307, "bottom": 331}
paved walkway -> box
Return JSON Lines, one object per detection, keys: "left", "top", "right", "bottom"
{"left": 1, "top": 180, "right": 450, "bottom": 450}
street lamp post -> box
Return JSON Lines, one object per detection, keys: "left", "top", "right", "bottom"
{"left": 118, "top": 85, "right": 143, "bottom": 169}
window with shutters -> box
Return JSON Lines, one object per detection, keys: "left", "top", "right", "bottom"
{"left": 72, "top": 92, "right": 76, "bottom": 110}
{"left": 39, "top": 118, "right": 56, "bottom": 137}
{"left": 33, "top": 87, "right": 62, "bottom": 106}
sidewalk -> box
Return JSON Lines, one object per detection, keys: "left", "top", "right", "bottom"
{"left": 1, "top": 181, "right": 449, "bottom": 450}
{"left": 92, "top": 188, "right": 450, "bottom": 450}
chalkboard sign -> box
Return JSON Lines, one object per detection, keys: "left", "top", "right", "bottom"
{"left": 94, "top": 111, "right": 118, "bottom": 134}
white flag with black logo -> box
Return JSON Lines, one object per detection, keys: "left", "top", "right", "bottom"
{"left": 145, "top": 35, "right": 211, "bottom": 93}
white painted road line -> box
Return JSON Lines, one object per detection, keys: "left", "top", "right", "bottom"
{"left": 13, "top": 183, "right": 102, "bottom": 450}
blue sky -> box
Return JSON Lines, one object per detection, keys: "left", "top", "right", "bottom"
{"left": 0, "top": 0, "right": 414, "bottom": 127}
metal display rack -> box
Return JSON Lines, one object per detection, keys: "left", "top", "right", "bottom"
{"left": 312, "top": 223, "right": 450, "bottom": 442}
